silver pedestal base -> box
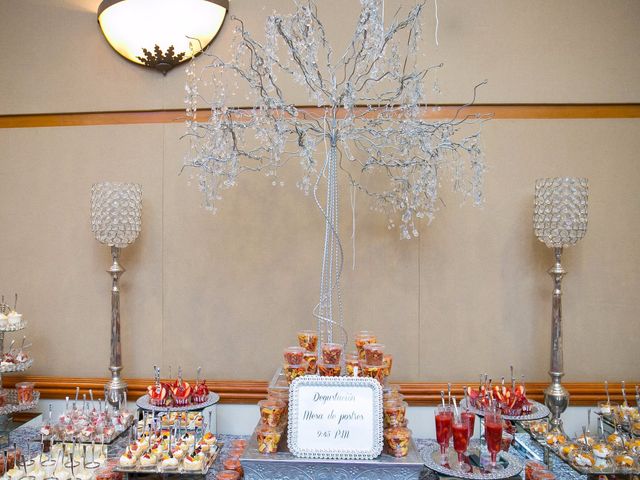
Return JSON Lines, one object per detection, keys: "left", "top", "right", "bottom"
{"left": 241, "top": 429, "right": 425, "bottom": 480}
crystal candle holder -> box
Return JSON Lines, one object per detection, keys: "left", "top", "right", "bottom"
{"left": 533, "top": 176, "right": 588, "bottom": 432}
{"left": 91, "top": 182, "right": 142, "bottom": 247}
{"left": 534, "top": 177, "right": 588, "bottom": 248}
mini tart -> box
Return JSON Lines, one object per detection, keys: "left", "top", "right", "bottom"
{"left": 197, "top": 440, "right": 211, "bottom": 453}
{"left": 561, "top": 443, "right": 578, "bottom": 456}
{"left": 614, "top": 455, "right": 634, "bottom": 467}
{"left": 183, "top": 455, "right": 203, "bottom": 471}
{"left": 161, "top": 455, "right": 179, "bottom": 469}
{"left": 140, "top": 453, "right": 158, "bottom": 467}
{"left": 182, "top": 433, "right": 195, "bottom": 445}
{"left": 202, "top": 432, "right": 217, "bottom": 445}
{"left": 592, "top": 443, "right": 611, "bottom": 458}
{"left": 576, "top": 434, "right": 594, "bottom": 446}
{"left": 573, "top": 452, "right": 595, "bottom": 467}
{"left": 171, "top": 447, "right": 185, "bottom": 460}
{"left": 119, "top": 452, "right": 136, "bottom": 467}
{"left": 546, "top": 432, "right": 566, "bottom": 445}
{"left": 607, "top": 433, "right": 624, "bottom": 447}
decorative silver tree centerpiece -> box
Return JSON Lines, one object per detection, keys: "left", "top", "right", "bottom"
{"left": 91, "top": 182, "right": 142, "bottom": 407}
{"left": 534, "top": 177, "right": 588, "bottom": 430}
{"left": 184, "top": 0, "right": 488, "bottom": 349}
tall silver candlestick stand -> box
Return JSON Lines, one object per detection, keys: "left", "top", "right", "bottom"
{"left": 534, "top": 177, "right": 588, "bottom": 431}
{"left": 91, "top": 182, "right": 142, "bottom": 407}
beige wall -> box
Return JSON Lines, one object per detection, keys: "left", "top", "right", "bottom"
{"left": 0, "top": 1, "right": 638, "bottom": 383}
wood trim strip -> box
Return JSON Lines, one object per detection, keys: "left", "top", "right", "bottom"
{"left": 1, "top": 104, "right": 639, "bottom": 129}
{"left": 2, "top": 376, "right": 637, "bottom": 406}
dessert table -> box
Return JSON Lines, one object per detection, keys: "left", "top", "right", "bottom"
{"left": 8, "top": 415, "right": 588, "bottom": 480}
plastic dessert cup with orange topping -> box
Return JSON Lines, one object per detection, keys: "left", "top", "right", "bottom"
{"left": 283, "top": 346, "right": 305, "bottom": 365}
{"left": 283, "top": 363, "right": 306, "bottom": 384}
{"left": 321, "top": 342, "right": 343, "bottom": 364}
{"left": 256, "top": 426, "right": 282, "bottom": 454}
{"left": 384, "top": 426, "right": 411, "bottom": 457}
{"left": 297, "top": 330, "right": 318, "bottom": 352}
{"left": 354, "top": 331, "right": 377, "bottom": 359}
{"left": 363, "top": 343, "right": 385, "bottom": 366}
{"left": 345, "top": 353, "right": 360, "bottom": 376}
{"left": 383, "top": 399, "right": 407, "bottom": 428}
{"left": 303, "top": 352, "right": 318, "bottom": 374}
{"left": 259, "top": 398, "right": 286, "bottom": 427}
{"left": 318, "top": 363, "right": 341, "bottom": 377}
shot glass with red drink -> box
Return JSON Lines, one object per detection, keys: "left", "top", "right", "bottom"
{"left": 461, "top": 409, "right": 475, "bottom": 441}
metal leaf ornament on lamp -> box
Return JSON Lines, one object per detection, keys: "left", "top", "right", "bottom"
{"left": 91, "top": 182, "right": 142, "bottom": 407}
{"left": 534, "top": 177, "right": 588, "bottom": 431}
{"left": 97, "top": 0, "right": 228, "bottom": 74}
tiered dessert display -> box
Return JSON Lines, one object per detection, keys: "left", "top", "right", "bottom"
{"left": 111, "top": 367, "right": 220, "bottom": 476}
{"left": 39, "top": 389, "right": 134, "bottom": 444}
{"left": 0, "top": 295, "right": 39, "bottom": 444}
{"left": 240, "top": 330, "right": 425, "bottom": 480}
{"left": 521, "top": 380, "right": 640, "bottom": 475}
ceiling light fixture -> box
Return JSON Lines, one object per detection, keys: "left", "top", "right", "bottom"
{"left": 97, "top": 0, "right": 228, "bottom": 75}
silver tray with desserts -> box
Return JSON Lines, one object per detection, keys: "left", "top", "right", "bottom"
{"left": 422, "top": 441, "right": 524, "bottom": 480}
{"left": 136, "top": 392, "right": 219, "bottom": 412}
{"left": 114, "top": 442, "right": 222, "bottom": 475}
{"left": 460, "top": 398, "right": 550, "bottom": 422}
{"left": 523, "top": 426, "right": 640, "bottom": 475}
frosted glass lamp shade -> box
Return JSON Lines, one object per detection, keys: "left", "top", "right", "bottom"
{"left": 97, "top": 0, "right": 228, "bottom": 74}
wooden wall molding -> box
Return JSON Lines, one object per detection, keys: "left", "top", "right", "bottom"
{"left": 1, "top": 104, "right": 639, "bottom": 129}
{"left": 3, "top": 376, "right": 636, "bottom": 406}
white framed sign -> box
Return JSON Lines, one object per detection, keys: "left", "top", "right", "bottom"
{"left": 287, "top": 375, "right": 383, "bottom": 460}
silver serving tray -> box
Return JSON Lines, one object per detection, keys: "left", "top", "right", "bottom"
{"left": 136, "top": 392, "right": 219, "bottom": 412}
{"left": 460, "top": 398, "right": 550, "bottom": 421}
{"left": 114, "top": 443, "right": 222, "bottom": 475}
{"left": 422, "top": 442, "right": 524, "bottom": 479}
{"left": 241, "top": 427, "right": 425, "bottom": 480}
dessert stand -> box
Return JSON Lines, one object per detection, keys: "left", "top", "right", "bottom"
{"left": 0, "top": 313, "right": 39, "bottom": 447}
{"left": 240, "top": 369, "right": 425, "bottom": 480}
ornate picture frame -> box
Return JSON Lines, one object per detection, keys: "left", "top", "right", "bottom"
{"left": 287, "top": 375, "right": 383, "bottom": 460}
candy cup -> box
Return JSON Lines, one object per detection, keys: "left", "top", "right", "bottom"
{"left": 297, "top": 330, "right": 318, "bottom": 352}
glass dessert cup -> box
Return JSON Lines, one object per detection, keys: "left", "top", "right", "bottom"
{"left": 302, "top": 352, "right": 317, "bottom": 374}
{"left": 283, "top": 363, "right": 306, "bottom": 384}
{"left": 318, "top": 363, "right": 341, "bottom": 377}
{"left": 320, "top": 342, "right": 343, "bottom": 364}
{"left": 382, "top": 354, "right": 393, "bottom": 376}
{"left": 383, "top": 426, "right": 411, "bottom": 457}
{"left": 345, "top": 353, "right": 359, "bottom": 376}
{"left": 216, "top": 471, "right": 240, "bottom": 480}
{"left": 256, "top": 426, "right": 282, "bottom": 454}
{"left": 363, "top": 343, "right": 385, "bottom": 366}
{"left": 434, "top": 405, "right": 453, "bottom": 465}
{"left": 297, "top": 330, "right": 318, "bottom": 352}
{"left": 283, "top": 347, "right": 305, "bottom": 366}
{"left": 222, "top": 456, "right": 243, "bottom": 476}
{"left": 485, "top": 411, "right": 504, "bottom": 471}
{"left": 361, "top": 363, "right": 386, "bottom": 384}
{"left": 354, "top": 331, "right": 377, "bottom": 359}
{"left": 16, "top": 382, "right": 35, "bottom": 404}
{"left": 258, "top": 399, "right": 286, "bottom": 427}
{"left": 452, "top": 415, "right": 471, "bottom": 472}
{"left": 383, "top": 399, "right": 407, "bottom": 428}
